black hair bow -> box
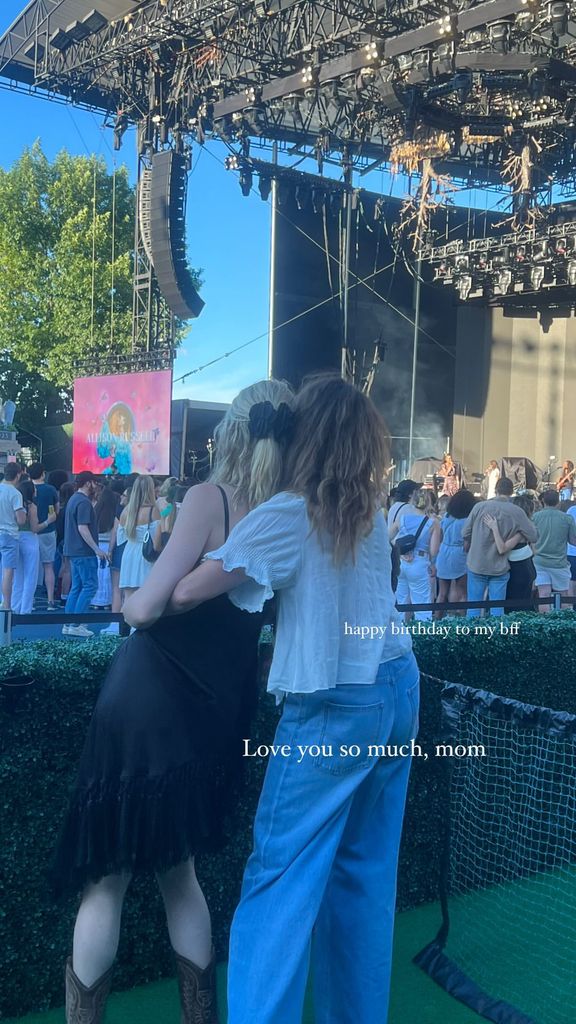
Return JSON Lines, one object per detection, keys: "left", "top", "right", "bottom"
{"left": 249, "top": 401, "right": 295, "bottom": 445}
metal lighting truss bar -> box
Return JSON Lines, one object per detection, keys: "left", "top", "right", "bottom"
{"left": 209, "top": 0, "right": 537, "bottom": 118}
{"left": 0, "top": 0, "right": 62, "bottom": 79}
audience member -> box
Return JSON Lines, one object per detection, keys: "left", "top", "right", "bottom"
{"left": 0, "top": 463, "right": 26, "bottom": 610}
{"left": 12, "top": 480, "right": 55, "bottom": 614}
{"left": 462, "top": 477, "right": 536, "bottom": 616}
{"left": 117, "top": 475, "right": 159, "bottom": 598}
{"left": 55, "top": 482, "right": 75, "bottom": 603}
{"left": 63, "top": 472, "right": 110, "bottom": 638}
{"left": 29, "top": 463, "right": 59, "bottom": 610}
{"left": 532, "top": 489, "right": 576, "bottom": 612}
{"left": 389, "top": 487, "right": 441, "bottom": 621}
{"left": 435, "top": 488, "right": 477, "bottom": 617}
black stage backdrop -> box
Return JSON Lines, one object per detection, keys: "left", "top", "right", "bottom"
{"left": 271, "top": 186, "right": 459, "bottom": 468}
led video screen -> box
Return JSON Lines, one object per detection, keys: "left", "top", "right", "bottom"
{"left": 72, "top": 371, "right": 172, "bottom": 476}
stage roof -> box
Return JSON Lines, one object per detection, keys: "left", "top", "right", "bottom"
{"left": 0, "top": 0, "right": 142, "bottom": 108}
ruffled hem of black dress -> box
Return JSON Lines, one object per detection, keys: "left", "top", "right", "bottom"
{"left": 49, "top": 755, "right": 241, "bottom": 899}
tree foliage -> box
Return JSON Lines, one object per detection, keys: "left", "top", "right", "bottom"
{"left": 0, "top": 143, "right": 136, "bottom": 388}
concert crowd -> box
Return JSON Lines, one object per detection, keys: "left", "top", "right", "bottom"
{"left": 1, "top": 455, "right": 575, "bottom": 626}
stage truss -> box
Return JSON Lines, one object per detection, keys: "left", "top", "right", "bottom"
{"left": 4, "top": 0, "right": 576, "bottom": 307}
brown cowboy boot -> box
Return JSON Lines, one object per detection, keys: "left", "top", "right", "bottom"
{"left": 65, "top": 957, "right": 113, "bottom": 1023}
{"left": 175, "top": 950, "right": 218, "bottom": 1024}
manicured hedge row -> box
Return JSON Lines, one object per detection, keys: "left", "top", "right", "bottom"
{"left": 1, "top": 614, "right": 574, "bottom": 1017}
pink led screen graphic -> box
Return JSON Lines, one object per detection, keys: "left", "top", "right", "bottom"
{"left": 72, "top": 371, "right": 172, "bottom": 475}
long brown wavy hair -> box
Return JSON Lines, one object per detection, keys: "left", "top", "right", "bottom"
{"left": 283, "top": 373, "right": 389, "bottom": 563}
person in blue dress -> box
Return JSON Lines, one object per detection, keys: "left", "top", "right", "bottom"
{"left": 435, "top": 488, "right": 477, "bottom": 617}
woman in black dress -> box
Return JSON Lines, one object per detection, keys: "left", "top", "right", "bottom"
{"left": 52, "top": 379, "right": 295, "bottom": 1024}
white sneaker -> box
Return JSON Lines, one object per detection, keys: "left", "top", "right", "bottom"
{"left": 62, "top": 624, "right": 71, "bottom": 635}
{"left": 67, "top": 625, "right": 94, "bottom": 638}
{"left": 100, "top": 622, "right": 120, "bottom": 635}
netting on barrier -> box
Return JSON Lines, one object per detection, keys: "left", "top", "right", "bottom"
{"left": 415, "top": 680, "right": 576, "bottom": 1024}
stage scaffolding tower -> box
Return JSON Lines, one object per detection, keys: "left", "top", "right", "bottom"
{"left": 132, "top": 152, "right": 175, "bottom": 361}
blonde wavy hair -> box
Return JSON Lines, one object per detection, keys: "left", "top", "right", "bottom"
{"left": 284, "top": 373, "right": 389, "bottom": 563}
{"left": 210, "top": 379, "right": 295, "bottom": 508}
{"left": 123, "top": 474, "right": 156, "bottom": 540}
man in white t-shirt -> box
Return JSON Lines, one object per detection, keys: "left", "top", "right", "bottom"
{"left": 0, "top": 463, "right": 26, "bottom": 609}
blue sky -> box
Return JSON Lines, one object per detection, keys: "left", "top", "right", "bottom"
{"left": 0, "top": 2, "right": 515, "bottom": 407}
{"left": 0, "top": 1, "right": 271, "bottom": 404}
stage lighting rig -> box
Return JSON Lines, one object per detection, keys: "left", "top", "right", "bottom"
{"left": 549, "top": 1, "right": 569, "bottom": 37}
{"left": 239, "top": 167, "right": 253, "bottom": 197}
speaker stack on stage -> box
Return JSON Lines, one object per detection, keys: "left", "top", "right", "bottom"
{"left": 140, "top": 150, "right": 204, "bottom": 321}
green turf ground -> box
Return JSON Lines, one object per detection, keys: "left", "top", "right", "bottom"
{"left": 5, "top": 901, "right": 479, "bottom": 1023}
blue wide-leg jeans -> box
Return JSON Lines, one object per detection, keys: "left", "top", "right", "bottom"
{"left": 227, "top": 650, "right": 420, "bottom": 1024}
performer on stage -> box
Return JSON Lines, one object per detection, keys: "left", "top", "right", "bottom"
{"left": 484, "top": 460, "right": 500, "bottom": 500}
{"left": 557, "top": 460, "right": 575, "bottom": 502}
{"left": 438, "top": 452, "right": 461, "bottom": 497}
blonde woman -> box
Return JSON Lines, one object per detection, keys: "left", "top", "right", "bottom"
{"left": 117, "top": 474, "right": 159, "bottom": 596}
{"left": 389, "top": 487, "right": 441, "bottom": 620}
{"left": 51, "top": 379, "right": 294, "bottom": 1024}
{"left": 159, "top": 374, "right": 419, "bottom": 1024}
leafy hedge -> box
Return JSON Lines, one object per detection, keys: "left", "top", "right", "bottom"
{"left": 1, "top": 614, "right": 574, "bottom": 1017}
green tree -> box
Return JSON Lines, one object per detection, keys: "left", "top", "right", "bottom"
{"left": 0, "top": 142, "right": 160, "bottom": 389}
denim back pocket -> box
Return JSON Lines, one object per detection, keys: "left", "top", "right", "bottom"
{"left": 314, "top": 701, "right": 385, "bottom": 775}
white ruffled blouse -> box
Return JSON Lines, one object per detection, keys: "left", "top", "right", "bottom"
{"left": 205, "top": 491, "right": 412, "bottom": 702}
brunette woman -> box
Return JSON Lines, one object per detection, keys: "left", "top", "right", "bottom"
{"left": 152, "top": 374, "right": 419, "bottom": 1024}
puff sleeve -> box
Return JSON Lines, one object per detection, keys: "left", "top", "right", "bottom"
{"left": 204, "top": 492, "right": 306, "bottom": 612}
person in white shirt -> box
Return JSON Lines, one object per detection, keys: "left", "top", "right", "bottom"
{"left": 161, "top": 374, "right": 419, "bottom": 1024}
{"left": 485, "top": 460, "right": 500, "bottom": 500}
{"left": 0, "top": 463, "right": 26, "bottom": 609}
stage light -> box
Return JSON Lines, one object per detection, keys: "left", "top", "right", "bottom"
{"left": 455, "top": 255, "right": 469, "bottom": 272}
{"left": 456, "top": 275, "right": 473, "bottom": 300}
{"left": 413, "top": 49, "right": 432, "bottom": 77}
{"left": 258, "top": 175, "right": 272, "bottom": 201}
{"left": 341, "top": 73, "right": 358, "bottom": 96}
{"left": 489, "top": 21, "right": 510, "bottom": 52}
{"left": 224, "top": 154, "right": 239, "bottom": 170}
{"left": 513, "top": 244, "right": 528, "bottom": 263}
{"left": 530, "top": 265, "right": 545, "bottom": 289}
{"left": 239, "top": 168, "right": 253, "bottom": 197}
{"left": 568, "top": 261, "right": 576, "bottom": 285}
{"left": 492, "top": 247, "right": 510, "bottom": 267}
{"left": 516, "top": 9, "right": 534, "bottom": 29}
{"left": 554, "top": 237, "right": 567, "bottom": 255}
{"left": 438, "top": 15, "right": 453, "bottom": 36}
{"left": 497, "top": 268, "right": 513, "bottom": 294}
{"left": 295, "top": 185, "right": 310, "bottom": 210}
{"left": 312, "top": 188, "right": 326, "bottom": 214}
{"left": 277, "top": 181, "right": 291, "bottom": 206}
{"left": 320, "top": 79, "right": 340, "bottom": 104}
{"left": 435, "top": 42, "right": 453, "bottom": 74}
{"left": 301, "top": 65, "right": 314, "bottom": 85}
{"left": 283, "top": 93, "right": 301, "bottom": 113}
{"left": 533, "top": 240, "right": 549, "bottom": 261}
{"left": 243, "top": 105, "right": 267, "bottom": 133}
{"left": 550, "top": 1, "right": 568, "bottom": 36}
{"left": 329, "top": 191, "right": 342, "bottom": 215}
{"left": 364, "top": 41, "right": 378, "bottom": 62}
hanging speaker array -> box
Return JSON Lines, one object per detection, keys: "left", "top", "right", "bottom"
{"left": 140, "top": 150, "right": 204, "bottom": 320}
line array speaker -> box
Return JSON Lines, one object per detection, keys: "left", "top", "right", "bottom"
{"left": 144, "top": 150, "right": 204, "bottom": 320}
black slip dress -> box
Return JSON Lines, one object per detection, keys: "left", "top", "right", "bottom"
{"left": 51, "top": 486, "right": 264, "bottom": 896}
